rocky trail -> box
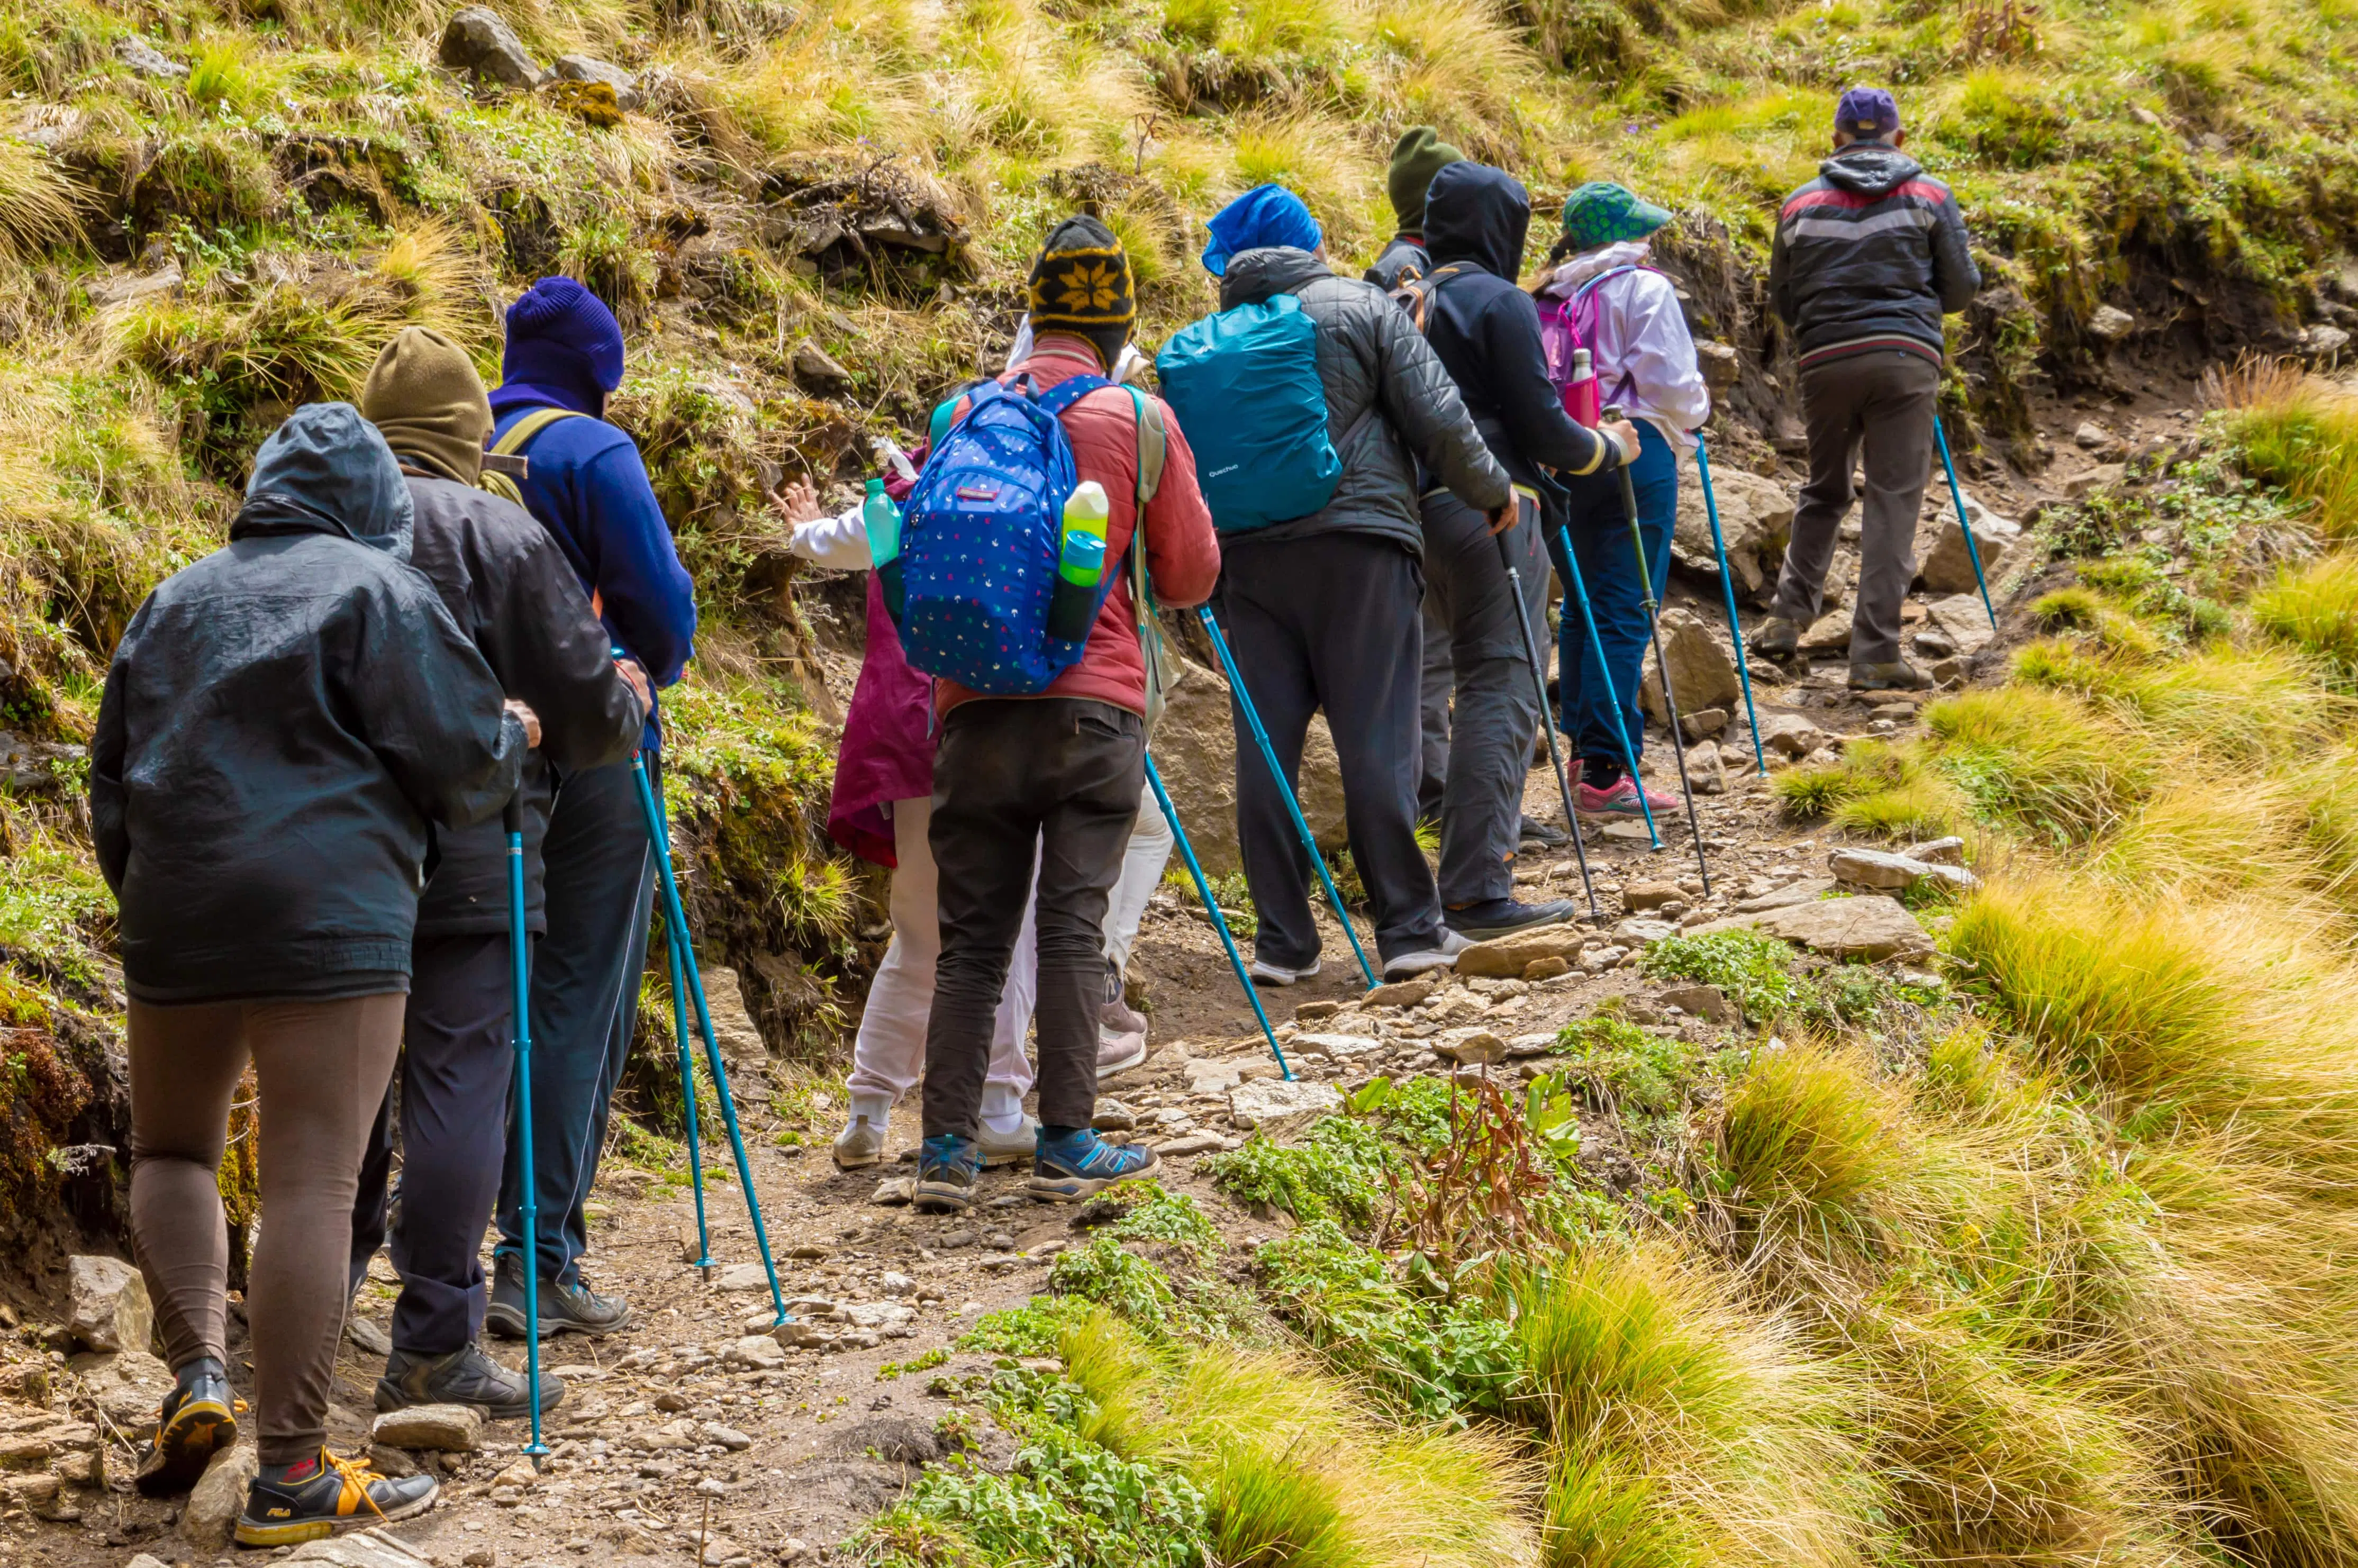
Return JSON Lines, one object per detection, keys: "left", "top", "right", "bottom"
{"left": 0, "top": 373, "right": 2248, "bottom": 1568}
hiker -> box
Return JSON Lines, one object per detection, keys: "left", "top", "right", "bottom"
{"left": 1756, "top": 86, "right": 1980, "bottom": 690}
{"left": 346, "top": 329, "right": 649, "bottom": 1417}
{"left": 912, "top": 217, "right": 1218, "bottom": 1213}
{"left": 483, "top": 277, "right": 699, "bottom": 1339}
{"left": 1411, "top": 162, "right": 1638, "bottom": 936}
{"left": 1365, "top": 125, "right": 1463, "bottom": 291}
{"left": 1533, "top": 183, "right": 1712, "bottom": 819}
{"left": 92, "top": 403, "right": 523, "bottom": 1542}
{"left": 1183, "top": 183, "right": 1512, "bottom": 983}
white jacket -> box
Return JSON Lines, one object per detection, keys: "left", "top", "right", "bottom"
{"left": 1535, "top": 241, "right": 1712, "bottom": 452}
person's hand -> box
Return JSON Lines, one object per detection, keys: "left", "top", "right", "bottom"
{"left": 772, "top": 477, "right": 823, "bottom": 528}
{"left": 614, "top": 656, "right": 651, "bottom": 711}
{"left": 1486, "top": 502, "right": 1516, "bottom": 536}
{"left": 1602, "top": 419, "right": 1641, "bottom": 465}
{"left": 504, "top": 699, "right": 542, "bottom": 750}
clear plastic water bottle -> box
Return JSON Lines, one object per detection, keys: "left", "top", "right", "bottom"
{"left": 1047, "top": 481, "right": 1112, "bottom": 641}
{"left": 861, "top": 477, "right": 902, "bottom": 567}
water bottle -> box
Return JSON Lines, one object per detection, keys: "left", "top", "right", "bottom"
{"left": 1564, "top": 347, "right": 1602, "bottom": 427}
{"left": 863, "top": 477, "right": 907, "bottom": 621}
{"left": 1046, "top": 481, "right": 1111, "bottom": 642}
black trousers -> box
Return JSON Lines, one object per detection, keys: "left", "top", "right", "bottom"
{"left": 1219, "top": 534, "right": 1443, "bottom": 966}
{"left": 923, "top": 698, "right": 1142, "bottom": 1139}
{"left": 351, "top": 932, "right": 518, "bottom": 1356}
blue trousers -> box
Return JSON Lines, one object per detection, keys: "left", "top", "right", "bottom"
{"left": 1547, "top": 424, "right": 1679, "bottom": 772}
{"left": 496, "top": 755, "right": 657, "bottom": 1286}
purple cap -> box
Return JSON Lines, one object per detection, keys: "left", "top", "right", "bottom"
{"left": 1835, "top": 86, "right": 1901, "bottom": 139}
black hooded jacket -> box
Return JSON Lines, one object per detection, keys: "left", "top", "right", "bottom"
{"left": 92, "top": 404, "right": 527, "bottom": 1004}
{"left": 403, "top": 472, "right": 645, "bottom": 938}
{"left": 1417, "top": 162, "right": 1625, "bottom": 528}
{"left": 1363, "top": 234, "right": 1429, "bottom": 291}
{"left": 1214, "top": 246, "right": 1510, "bottom": 558}
{"left": 1768, "top": 142, "right": 1980, "bottom": 367}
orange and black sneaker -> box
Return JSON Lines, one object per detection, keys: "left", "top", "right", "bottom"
{"left": 134, "top": 1357, "right": 238, "bottom": 1497}
{"left": 233, "top": 1447, "right": 437, "bottom": 1547}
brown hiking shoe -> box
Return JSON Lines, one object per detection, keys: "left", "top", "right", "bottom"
{"left": 1848, "top": 660, "right": 1933, "bottom": 692}
{"left": 1748, "top": 615, "right": 1802, "bottom": 658}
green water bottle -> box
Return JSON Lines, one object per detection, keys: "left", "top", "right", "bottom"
{"left": 1047, "top": 481, "right": 1111, "bottom": 641}
{"left": 864, "top": 477, "right": 907, "bottom": 621}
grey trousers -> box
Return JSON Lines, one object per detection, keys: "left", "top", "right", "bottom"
{"left": 1416, "top": 597, "right": 1452, "bottom": 824}
{"left": 1770, "top": 349, "right": 1941, "bottom": 666}
{"left": 1420, "top": 491, "right": 1549, "bottom": 908}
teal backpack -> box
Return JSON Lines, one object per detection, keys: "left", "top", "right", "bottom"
{"left": 1155, "top": 293, "right": 1365, "bottom": 533}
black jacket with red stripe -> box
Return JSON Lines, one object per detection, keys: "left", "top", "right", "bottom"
{"left": 1768, "top": 142, "right": 1980, "bottom": 369}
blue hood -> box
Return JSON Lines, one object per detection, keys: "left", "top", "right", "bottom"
{"left": 232, "top": 402, "right": 415, "bottom": 564}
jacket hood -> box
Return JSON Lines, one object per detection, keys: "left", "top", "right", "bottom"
{"left": 1423, "top": 162, "right": 1532, "bottom": 281}
{"left": 1537, "top": 239, "right": 1653, "bottom": 298}
{"left": 1218, "top": 247, "right": 1332, "bottom": 309}
{"left": 231, "top": 402, "right": 415, "bottom": 563}
{"left": 1820, "top": 142, "right": 1924, "bottom": 197}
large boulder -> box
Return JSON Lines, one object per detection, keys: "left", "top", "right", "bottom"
{"left": 1688, "top": 894, "right": 1933, "bottom": 961}
{"left": 1639, "top": 608, "right": 1743, "bottom": 725}
{"left": 1671, "top": 458, "right": 1794, "bottom": 602}
{"left": 1458, "top": 927, "right": 1587, "bottom": 978}
{"left": 439, "top": 7, "right": 546, "bottom": 88}
{"left": 67, "top": 1256, "right": 151, "bottom": 1354}
{"left": 1917, "top": 506, "right": 2014, "bottom": 596}
{"left": 1923, "top": 593, "right": 1998, "bottom": 656}
{"left": 1148, "top": 660, "right": 1344, "bottom": 876}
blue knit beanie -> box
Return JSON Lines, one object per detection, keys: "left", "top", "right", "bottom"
{"left": 1201, "top": 185, "right": 1323, "bottom": 277}
{"left": 500, "top": 277, "right": 625, "bottom": 411}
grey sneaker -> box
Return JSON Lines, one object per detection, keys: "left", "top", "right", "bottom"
{"left": 977, "top": 1114, "right": 1040, "bottom": 1168}
{"left": 1382, "top": 928, "right": 1472, "bottom": 982}
{"left": 1848, "top": 659, "right": 1933, "bottom": 691}
{"left": 485, "top": 1254, "right": 631, "bottom": 1339}
{"left": 1248, "top": 955, "right": 1319, "bottom": 987}
{"left": 832, "top": 1113, "right": 888, "bottom": 1170}
{"left": 1749, "top": 615, "right": 1802, "bottom": 658}
{"left": 374, "top": 1343, "right": 563, "bottom": 1420}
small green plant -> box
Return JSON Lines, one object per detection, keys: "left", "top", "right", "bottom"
{"left": 1095, "top": 1182, "right": 1222, "bottom": 1254}
{"left": 1202, "top": 1116, "right": 1393, "bottom": 1228}
{"left": 1640, "top": 929, "right": 1798, "bottom": 1022}
{"left": 1164, "top": 866, "right": 1257, "bottom": 938}
{"left": 1552, "top": 1017, "right": 1690, "bottom": 1117}
{"left": 877, "top": 1347, "right": 949, "bottom": 1381}
{"left": 958, "top": 1295, "right": 1097, "bottom": 1358}
{"left": 864, "top": 1421, "right": 1211, "bottom": 1568}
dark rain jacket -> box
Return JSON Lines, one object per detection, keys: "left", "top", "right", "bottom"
{"left": 1768, "top": 142, "right": 1980, "bottom": 368}
{"left": 1363, "top": 233, "right": 1430, "bottom": 291}
{"left": 1419, "top": 162, "right": 1626, "bottom": 531}
{"left": 404, "top": 473, "right": 645, "bottom": 939}
{"left": 1214, "top": 246, "right": 1509, "bottom": 560}
{"left": 92, "top": 404, "right": 527, "bottom": 1005}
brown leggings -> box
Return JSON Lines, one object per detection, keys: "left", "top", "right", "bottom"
{"left": 129, "top": 994, "right": 404, "bottom": 1465}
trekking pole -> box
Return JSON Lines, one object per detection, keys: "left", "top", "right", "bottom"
{"left": 1605, "top": 406, "right": 1710, "bottom": 891}
{"left": 1492, "top": 516, "right": 1599, "bottom": 920}
{"left": 629, "top": 753, "right": 790, "bottom": 1328}
{"left": 1692, "top": 438, "right": 1767, "bottom": 776}
{"left": 1145, "top": 753, "right": 1291, "bottom": 1081}
{"left": 1194, "top": 605, "right": 1378, "bottom": 990}
{"left": 1933, "top": 416, "right": 1999, "bottom": 631}
{"left": 1553, "top": 523, "right": 1659, "bottom": 850}
{"left": 662, "top": 895, "right": 713, "bottom": 1275}
{"left": 501, "top": 796, "right": 549, "bottom": 1467}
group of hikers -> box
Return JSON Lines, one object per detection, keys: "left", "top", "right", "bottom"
{"left": 86, "top": 82, "right": 1973, "bottom": 1545}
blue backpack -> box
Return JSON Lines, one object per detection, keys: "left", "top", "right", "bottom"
{"left": 1156, "top": 293, "right": 1365, "bottom": 533}
{"left": 896, "top": 374, "right": 1124, "bottom": 695}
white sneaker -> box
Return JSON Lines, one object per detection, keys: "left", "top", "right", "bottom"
{"left": 1382, "top": 928, "right": 1472, "bottom": 982}
{"left": 978, "top": 1114, "right": 1039, "bottom": 1168}
{"left": 1248, "top": 955, "right": 1320, "bottom": 987}
{"left": 1099, "top": 1021, "right": 1148, "bottom": 1076}
{"left": 831, "top": 1114, "right": 887, "bottom": 1171}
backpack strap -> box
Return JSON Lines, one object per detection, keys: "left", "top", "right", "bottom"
{"left": 479, "top": 407, "right": 585, "bottom": 506}
{"left": 1389, "top": 261, "right": 1477, "bottom": 336}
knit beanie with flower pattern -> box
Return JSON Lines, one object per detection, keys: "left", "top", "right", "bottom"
{"left": 1025, "top": 216, "right": 1135, "bottom": 373}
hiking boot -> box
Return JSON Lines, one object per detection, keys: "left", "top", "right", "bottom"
{"left": 913, "top": 1135, "right": 981, "bottom": 1214}
{"left": 374, "top": 1343, "right": 564, "bottom": 1421}
{"left": 135, "top": 1356, "right": 237, "bottom": 1498}
{"left": 235, "top": 1448, "right": 437, "bottom": 1547}
{"left": 1748, "top": 615, "right": 1801, "bottom": 659}
{"left": 1029, "top": 1128, "right": 1159, "bottom": 1202}
{"left": 1381, "top": 928, "right": 1472, "bottom": 982}
{"left": 1848, "top": 659, "right": 1933, "bottom": 692}
{"left": 1444, "top": 897, "right": 1576, "bottom": 940}
{"left": 1577, "top": 774, "right": 1678, "bottom": 821}
{"left": 977, "top": 1115, "right": 1040, "bottom": 1170}
{"left": 1518, "top": 814, "right": 1571, "bottom": 850}
{"left": 832, "top": 1092, "right": 894, "bottom": 1171}
{"left": 485, "top": 1254, "right": 631, "bottom": 1340}
{"left": 1247, "top": 954, "right": 1319, "bottom": 987}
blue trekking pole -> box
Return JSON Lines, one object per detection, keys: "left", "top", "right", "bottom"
{"left": 630, "top": 753, "right": 790, "bottom": 1328}
{"left": 1194, "top": 605, "right": 1378, "bottom": 990}
{"left": 1934, "top": 416, "right": 1999, "bottom": 630}
{"left": 501, "top": 797, "right": 549, "bottom": 1468}
{"left": 1146, "top": 754, "right": 1291, "bottom": 1081}
{"left": 660, "top": 875, "right": 713, "bottom": 1274}
{"left": 1692, "top": 438, "right": 1767, "bottom": 776}
{"left": 1553, "top": 524, "right": 1660, "bottom": 850}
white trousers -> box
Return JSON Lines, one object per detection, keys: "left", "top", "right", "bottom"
{"left": 1103, "top": 777, "right": 1174, "bottom": 975}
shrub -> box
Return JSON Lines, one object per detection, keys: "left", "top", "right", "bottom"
{"left": 1639, "top": 929, "right": 1795, "bottom": 1022}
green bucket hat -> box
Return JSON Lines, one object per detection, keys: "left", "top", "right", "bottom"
{"left": 1558, "top": 182, "right": 1674, "bottom": 251}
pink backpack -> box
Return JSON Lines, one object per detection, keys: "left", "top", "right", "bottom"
{"left": 1536, "top": 265, "right": 1648, "bottom": 425}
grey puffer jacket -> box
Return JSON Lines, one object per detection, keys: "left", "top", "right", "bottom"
{"left": 1212, "top": 247, "right": 1509, "bottom": 559}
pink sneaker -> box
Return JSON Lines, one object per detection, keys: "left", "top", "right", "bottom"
{"left": 1576, "top": 774, "right": 1677, "bottom": 821}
